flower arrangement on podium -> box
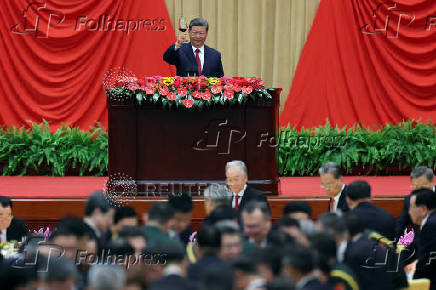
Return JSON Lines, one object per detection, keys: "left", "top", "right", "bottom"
{"left": 107, "top": 75, "right": 272, "bottom": 109}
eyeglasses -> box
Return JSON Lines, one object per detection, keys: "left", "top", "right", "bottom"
{"left": 190, "top": 31, "right": 206, "bottom": 37}
{"left": 320, "top": 181, "right": 337, "bottom": 189}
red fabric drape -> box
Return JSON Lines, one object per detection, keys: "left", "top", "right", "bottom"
{"left": 0, "top": 0, "right": 176, "bottom": 130}
{"left": 280, "top": 0, "right": 436, "bottom": 129}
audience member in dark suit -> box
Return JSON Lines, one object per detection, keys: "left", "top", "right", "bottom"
{"left": 83, "top": 191, "right": 114, "bottom": 251}
{"left": 283, "top": 201, "right": 313, "bottom": 221}
{"left": 343, "top": 212, "right": 407, "bottom": 290}
{"left": 168, "top": 192, "right": 193, "bottom": 245}
{"left": 232, "top": 256, "right": 267, "bottom": 290}
{"left": 163, "top": 18, "right": 224, "bottom": 77}
{"left": 149, "top": 241, "right": 197, "bottom": 290}
{"left": 283, "top": 245, "right": 331, "bottom": 290}
{"left": 241, "top": 201, "right": 272, "bottom": 248}
{"left": 225, "top": 160, "right": 269, "bottom": 213}
{"left": 0, "top": 196, "right": 28, "bottom": 242}
{"left": 346, "top": 180, "right": 396, "bottom": 240}
{"left": 409, "top": 189, "right": 436, "bottom": 289}
{"left": 102, "top": 205, "right": 138, "bottom": 245}
{"left": 396, "top": 166, "right": 434, "bottom": 238}
{"left": 187, "top": 224, "right": 231, "bottom": 286}
{"left": 319, "top": 162, "right": 349, "bottom": 213}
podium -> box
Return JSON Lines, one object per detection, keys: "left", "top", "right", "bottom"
{"left": 107, "top": 88, "right": 281, "bottom": 195}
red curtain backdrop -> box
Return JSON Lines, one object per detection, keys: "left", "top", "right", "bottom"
{"left": 0, "top": 0, "right": 176, "bottom": 130}
{"left": 280, "top": 0, "right": 436, "bottom": 129}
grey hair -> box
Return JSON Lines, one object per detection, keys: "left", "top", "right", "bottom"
{"left": 203, "top": 183, "right": 233, "bottom": 204}
{"left": 411, "top": 166, "right": 434, "bottom": 182}
{"left": 88, "top": 264, "right": 126, "bottom": 290}
{"left": 189, "top": 17, "right": 209, "bottom": 31}
{"left": 225, "top": 160, "right": 248, "bottom": 175}
{"left": 318, "top": 162, "right": 342, "bottom": 179}
{"left": 215, "top": 219, "right": 240, "bottom": 232}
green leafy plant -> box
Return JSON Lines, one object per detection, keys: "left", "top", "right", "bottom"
{"left": 278, "top": 120, "right": 436, "bottom": 176}
{"left": 0, "top": 120, "right": 108, "bottom": 176}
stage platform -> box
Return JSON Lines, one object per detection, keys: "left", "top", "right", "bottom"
{"left": 0, "top": 176, "right": 409, "bottom": 231}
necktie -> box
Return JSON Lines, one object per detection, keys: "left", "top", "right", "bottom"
{"left": 195, "top": 48, "right": 202, "bottom": 76}
{"left": 234, "top": 195, "right": 240, "bottom": 210}
{"left": 329, "top": 198, "right": 335, "bottom": 212}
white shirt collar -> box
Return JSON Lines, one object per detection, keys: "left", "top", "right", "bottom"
{"left": 421, "top": 214, "right": 430, "bottom": 230}
{"left": 191, "top": 45, "right": 204, "bottom": 54}
{"left": 331, "top": 184, "right": 345, "bottom": 211}
{"left": 233, "top": 184, "right": 247, "bottom": 197}
{"left": 84, "top": 218, "right": 101, "bottom": 237}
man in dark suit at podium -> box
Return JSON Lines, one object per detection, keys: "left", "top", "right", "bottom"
{"left": 0, "top": 196, "right": 28, "bottom": 242}
{"left": 225, "top": 160, "right": 268, "bottom": 212}
{"left": 163, "top": 18, "right": 224, "bottom": 77}
{"left": 319, "top": 162, "right": 349, "bottom": 213}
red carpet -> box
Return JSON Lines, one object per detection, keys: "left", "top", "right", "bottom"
{"left": 0, "top": 176, "right": 409, "bottom": 198}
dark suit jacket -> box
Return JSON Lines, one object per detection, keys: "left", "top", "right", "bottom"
{"left": 344, "top": 235, "right": 399, "bottom": 290}
{"left": 327, "top": 186, "right": 349, "bottom": 213}
{"left": 6, "top": 217, "right": 28, "bottom": 242}
{"left": 150, "top": 274, "right": 197, "bottom": 290}
{"left": 187, "top": 254, "right": 230, "bottom": 285}
{"left": 163, "top": 43, "right": 224, "bottom": 77}
{"left": 414, "top": 212, "right": 436, "bottom": 289}
{"left": 238, "top": 185, "right": 269, "bottom": 213}
{"left": 351, "top": 202, "right": 396, "bottom": 241}
{"left": 300, "top": 277, "right": 332, "bottom": 290}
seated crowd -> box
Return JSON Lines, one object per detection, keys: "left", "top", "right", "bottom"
{"left": 0, "top": 161, "right": 434, "bottom": 290}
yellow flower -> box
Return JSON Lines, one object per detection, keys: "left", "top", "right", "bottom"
{"left": 162, "top": 77, "right": 174, "bottom": 86}
{"left": 208, "top": 77, "right": 219, "bottom": 85}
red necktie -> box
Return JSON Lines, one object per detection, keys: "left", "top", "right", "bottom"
{"left": 329, "top": 198, "right": 334, "bottom": 212}
{"left": 234, "top": 195, "right": 240, "bottom": 210}
{"left": 195, "top": 48, "right": 202, "bottom": 76}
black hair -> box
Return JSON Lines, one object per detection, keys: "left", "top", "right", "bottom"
{"left": 143, "top": 240, "right": 185, "bottom": 264}
{"left": 346, "top": 180, "right": 371, "bottom": 201}
{"left": 0, "top": 196, "right": 12, "bottom": 208}
{"left": 113, "top": 206, "right": 138, "bottom": 225}
{"left": 283, "top": 246, "right": 315, "bottom": 275}
{"left": 118, "top": 226, "right": 146, "bottom": 239}
{"left": 343, "top": 212, "right": 364, "bottom": 237}
{"left": 209, "top": 205, "right": 238, "bottom": 224}
{"left": 50, "top": 216, "right": 92, "bottom": 240}
{"left": 215, "top": 220, "right": 240, "bottom": 236}
{"left": 200, "top": 263, "right": 234, "bottom": 290}
{"left": 277, "top": 217, "right": 300, "bottom": 229}
{"left": 189, "top": 17, "right": 209, "bottom": 31}
{"left": 267, "top": 230, "right": 295, "bottom": 248}
{"left": 309, "top": 232, "right": 337, "bottom": 274}
{"left": 168, "top": 192, "right": 193, "bottom": 213}
{"left": 283, "top": 201, "right": 312, "bottom": 218}
{"left": 411, "top": 166, "right": 434, "bottom": 182}
{"left": 242, "top": 201, "right": 271, "bottom": 219}
{"left": 85, "top": 191, "right": 111, "bottom": 217}
{"left": 414, "top": 188, "right": 436, "bottom": 210}
{"left": 232, "top": 255, "right": 257, "bottom": 274}
{"left": 104, "top": 239, "right": 135, "bottom": 256}
{"left": 318, "top": 162, "right": 342, "bottom": 179}
{"left": 317, "top": 212, "right": 348, "bottom": 237}
{"left": 254, "top": 247, "right": 283, "bottom": 276}
{"left": 197, "top": 224, "right": 221, "bottom": 254}
{"left": 147, "top": 202, "right": 175, "bottom": 225}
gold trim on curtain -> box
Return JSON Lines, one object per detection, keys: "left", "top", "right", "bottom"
{"left": 164, "top": 0, "right": 320, "bottom": 112}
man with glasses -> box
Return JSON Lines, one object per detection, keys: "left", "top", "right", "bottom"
{"left": 319, "top": 162, "right": 349, "bottom": 213}
{"left": 163, "top": 17, "right": 224, "bottom": 77}
{"left": 396, "top": 166, "right": 435, "bottom": 238}
{"left": 0, "top": 196, "right": 28, "bottom": 242}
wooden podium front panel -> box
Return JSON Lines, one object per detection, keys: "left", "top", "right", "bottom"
{"left": 108, "top": 90, "right": 280, "bottom": 195}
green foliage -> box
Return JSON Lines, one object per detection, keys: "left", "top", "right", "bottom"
{"left": 0, "top": 120, "right": 108, "bottom": 176}
{"left": 278, "top": 120, "right": 436, "bottom": 176}
{"left": 0, "top": 120, "right": 434, "bottom": 176}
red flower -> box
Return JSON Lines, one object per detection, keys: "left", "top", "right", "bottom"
{"left": 224, "top": 90, "right": 234, "bottom": 99}
{"left": 232, "top": 85, "right": 242, "bottom": 92}
{"left": 192, "top": 91, "right": 201, "bottom": 99}
{"left": 173, "top": 79, "right": 180, "bottom": 88}
{"left": 127, "top": 82, "right": 140, "bottom": 91}
{"left": 167, "top": 92, "right": 177, "bottom": 101}
{"left": 159, "top": 85, "right": 169, "bottom": 96}
{"left": 183, "top": 99, "right": 194, "bottom": 108}
{"left": 211, "top": 85, "right": 222, "bottom": 94}
{"left": 242, "top": 86, "right": 253, "bottom": 94}
{"left": 201, "top": 90, "right": 211, "bottom": 100}
{"left": 144, "top": 85, "right": 155, "bottom": 95}
{"left": 177, "top": 87, "right": 188, "bottom": 97}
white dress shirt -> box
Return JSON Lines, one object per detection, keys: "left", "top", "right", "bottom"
{"left": 232, "top": 184, "right": 247, "bottom": 208}
{"left": 191, "top": 45, "right": 204, "bottom": 71}
{"left": 0, "top": 229, "right": 6, "bottom": 243}
{"left": 332, "top": 184, "right": 346, "bottom": 212}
